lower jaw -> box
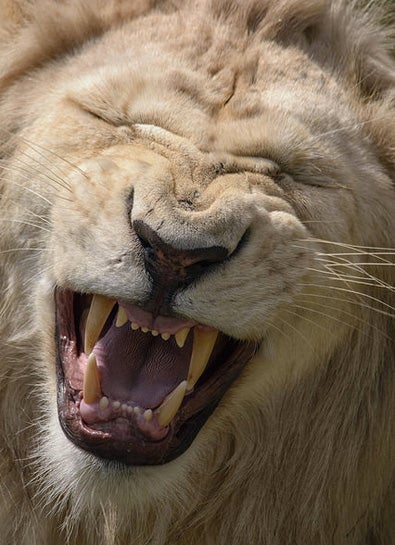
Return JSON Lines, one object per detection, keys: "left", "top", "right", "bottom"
{"left": 56, "top": 342, "right": 257, "bottom": 465}
{"left": 58, "top": 390, "right": 220, "bottom": 465}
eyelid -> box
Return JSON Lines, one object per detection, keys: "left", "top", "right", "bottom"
{"left": 68, "top": 97, "right": 124, "bottom": 127}
{"left": 215, "top": 156, "right": 282, "bottom": 178}
{"left": 84, "top": 107, "right": 125, "bottom": 126}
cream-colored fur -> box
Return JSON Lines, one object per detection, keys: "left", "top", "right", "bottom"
{"left": 0, "top": 1, "right": 394, "bottom": 544}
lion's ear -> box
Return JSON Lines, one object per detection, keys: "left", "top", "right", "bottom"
{"left": 253, "top": 0, "right": 394, "bottom": 99}
{"left": 303, "top": 2, "right": 394, "bottom": 99}
{"left": 0, "top": 0, "right": 158, "bottom": 89}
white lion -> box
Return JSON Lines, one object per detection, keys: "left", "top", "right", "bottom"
{"left": 0, "top": 1, "right": 394, "bottom": 544}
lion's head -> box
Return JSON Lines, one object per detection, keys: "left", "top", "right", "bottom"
{"left": 0, "top": 1, "right": 394, "bottom": 544}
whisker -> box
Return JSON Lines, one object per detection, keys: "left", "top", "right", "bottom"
{"left": 317, "top": 254, "right": 394, "bottom": 266}
{"left": 311, "top": 114, "right": 391, "bottom": 139}
{"left": 6, "top": 154, "right": 71, "bottom": 192}
{"left": 1, "top": 169, "right": 73, "bottom": 203}
{"left": 0, "top": 248, "right": 47, "bottom": 255}
{"left": 297, "top": 291, "right": 393, "bottom": 318}
{"left": 324, "top": 260, "right": 394, "bottom": 266}
{"left": 23, "top": 264, "right": 54, "bottom": 285}
{"left": 300, "top": 283, "right": 395, "bottom": 316}
{"left": 312, "top": 255, "right": 393, "bottom": 287}
{"left": 306, "top": 267, "right": 394, "bottom": 291}
{"left": 297, "top": 237, "right": 395, "bottom": 253}
{"left": 11, "top": 150, "right": 70, "bottom": 190}
{"left": 295, "top": 297, "right": 390, "bottom": 339}
{"left": 300, "top": 220, "right": 344, "bottom": 225}
{"left": 282, "top": 307, "right": 330, "bottom": 336}
{"left": 6, "top": 199, "right": 51, "bottom": 225}
{"left": 0, "top": 166, "right": 54, "bottom": 204}
{"left": 14, "top": 143, "right": 72, "bottom": 185}
{"left": 274, "top": 313, "right": 318, "bottom": 356}
{"left": 311, "top": 254, "right": 369, "bottom": 300}
{"left": 317, "top": 252, "right": 394, "bottom": 257}
{"left": 0, "top": 127, "right": 88, "bottom": 180}
{"left": 264, "top": 319, "right": 289, "bottom": 341}
{"left": 0, "top": 219, "right": 51, "bottom": 233}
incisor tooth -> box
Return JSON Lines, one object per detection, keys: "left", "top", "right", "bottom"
{"left": 115, "top": 306, "right": 128, "bottom": 327}
{"left": 131, "top": 322, "right": 139, "bottom": 330}
{"left": 83, "top": 353, "right": 102, "bottom": 404}
{"left": 187, "top": 329, "right": 218, "bottom": 390}
{"left": 144, "top": 409, "right": 153, "bottom": 421}
{"left": 99, "top": 396, "right": 109, "bottom": 409}
{"left": 157, "top": 381, "right": 187, "bottom": 427}
{"left": 175, "top": 327, "right": 190, "bottom": 348}
{"left": 161, "top": 332, "right": 171, "bottom": 341}
{"left": 84, "top": 295, "right": 116, "bottom": 354}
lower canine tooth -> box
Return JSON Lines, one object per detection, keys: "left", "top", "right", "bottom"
{"left": 187, "top": 329, "right": 218, "bottom": 390}
{"left": 157, "top": 381, "right": 187, "bottom": 427}
{"left": 83, "top": 353, "right": 102, "bottom": 404}
{"left": 175, "top": 327, "right": 190, "bottom": 348}
{"left": 84, "top": 294, "right": 116, "bottom": 354}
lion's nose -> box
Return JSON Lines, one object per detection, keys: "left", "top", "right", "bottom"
{"left": 133, "top": 220, "right": 228, "bottom": 287}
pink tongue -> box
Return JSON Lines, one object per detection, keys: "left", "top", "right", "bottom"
{"left": 93, "top": 317, "right": 192, "bottom": 409}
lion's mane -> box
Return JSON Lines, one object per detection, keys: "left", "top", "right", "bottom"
{"left": 0, "top": 1, "right": 394, "bottom": 544}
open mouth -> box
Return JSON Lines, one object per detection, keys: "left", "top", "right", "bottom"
{"left": 56, "top": 289, "right": 257, "bottom": 465}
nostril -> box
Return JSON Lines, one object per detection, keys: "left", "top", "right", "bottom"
{"left": 132, "top": 219, "right": 229, "bottom": 284}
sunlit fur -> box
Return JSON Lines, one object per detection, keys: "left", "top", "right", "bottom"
{"left": 0, "top": 1, "right": 394, "bottom": 544}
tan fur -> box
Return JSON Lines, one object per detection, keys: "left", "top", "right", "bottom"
{"left": 0, "top": 1, "right": 394, "bottom": 544}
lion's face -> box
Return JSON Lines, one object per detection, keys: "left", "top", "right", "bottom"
{"left": 1, "top": 2, "right": 393, "bottom": 490}
{"left": 12, "top": 27, "right": 371, "bottom": 469}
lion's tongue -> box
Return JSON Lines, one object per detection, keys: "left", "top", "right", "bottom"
{"left": 93, "top": 322, "right": 192, "bottom": 409}
{"left": 78, "top": 296, "right": 219, "bottom": 438}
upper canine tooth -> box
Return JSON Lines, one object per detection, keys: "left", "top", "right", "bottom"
{"left": 187, "top": 329, "right": 218, "bottom": 390}
{"left": 83, "top": 353, "right": 102, "bottom": 404}
{"left": 156, "top": 381, "right": 187, "bottom": 427}
{"left": 84, "top": 295, "right": 116, "bottom": 354}
{"left": 81, "top": 309, "right": 89, "bottom": 331}
{"left": 175, "top": 327, "right": 190, "bottom": 348}
{"left": 115, "top": 306, "right": 128, "bottom": 327}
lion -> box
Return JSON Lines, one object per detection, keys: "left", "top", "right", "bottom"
{"left": 0, "top": 0, "right": 393, "bottom": 544}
